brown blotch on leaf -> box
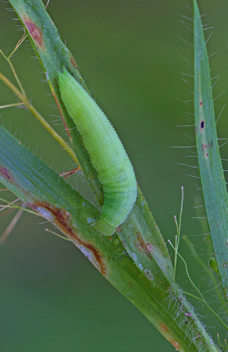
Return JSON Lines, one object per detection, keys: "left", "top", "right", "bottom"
{"left": 23, "top": 17, "right": 44, "bottom": 49}
{"left": 70, "top": 57, "right": 78, "bottom": 68}
{"left": 0, "top": 167, "right": 11, "bottom": 180}
{"left": 30, "top": 202, "right": 106, "bottom": 275}
{"left": 160, "top": 323, "right": 169, "bottom": 333}
{"left": 136, "top": 234, "right": 151, "bottom": 257}
{"left": 169, "top": 340, "right": 181, "bottom": 350}
{"left": 200, "top": 101, "right": 203, "bottom": 106}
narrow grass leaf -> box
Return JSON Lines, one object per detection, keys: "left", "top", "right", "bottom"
{"left": 193, "top": 0, "right": 228, "bottom": 300}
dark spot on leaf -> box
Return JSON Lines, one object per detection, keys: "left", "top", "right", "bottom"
{"left": 202, "top": 144, "right": 209, "bottom": 157}
{"left": 200, "top": 121, "right": 204, "bottom": 129}
{"left": 200, "top": 101, "right": 203, "bottom": 106}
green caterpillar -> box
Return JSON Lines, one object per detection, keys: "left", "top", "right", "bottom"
{"left": 58, "top": 68, "right": 137, "bottom": 235}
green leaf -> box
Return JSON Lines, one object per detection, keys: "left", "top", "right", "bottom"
{"left": 7, "top": 0, "right": 175, "bottom": 289}
{"left": 193, "top": 0, "right": 228, "bottom": 301}
{"left": 0, "top": 125, "right": 221, "bottom": 351}
{"left": 0, "top": 0, "right": 223, "bottom": 349}
{"left": 8, "top": 0, "right": 104, "bottom": 203}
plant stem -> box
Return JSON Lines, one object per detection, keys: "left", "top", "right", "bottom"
{"left": 0, "top": 72, "right": 79, "bottom": 165}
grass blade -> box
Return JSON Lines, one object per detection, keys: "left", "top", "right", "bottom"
{"left": 0, "top": 125, "right": 221, "bottom": 351}
{"left": 193, "top": 0, "right": 228, "bottom": 300}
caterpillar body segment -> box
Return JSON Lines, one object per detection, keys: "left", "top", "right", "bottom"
{"left": 58, "top": 68, "right": 137, "bottom": 235}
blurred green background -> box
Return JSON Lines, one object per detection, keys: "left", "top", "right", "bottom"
{"left": 0, "top": 0, "right": 228, "bottom": 351}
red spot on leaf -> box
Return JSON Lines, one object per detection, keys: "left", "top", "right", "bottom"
{"left": 0, "top": 167, "right": 11, "bottom": 180}
{"left": 202, "top": 144, "right": 209, "bottom": 157}
{"left": 23, "top": 17, "right": 44, "bottom": 49}
{"left": 200, "top": 101, "right": 203, "bottom": 106}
